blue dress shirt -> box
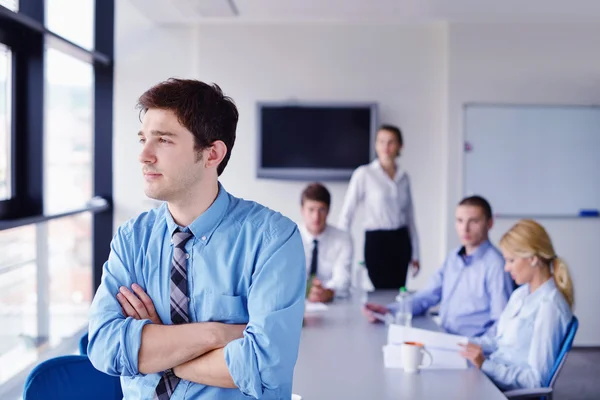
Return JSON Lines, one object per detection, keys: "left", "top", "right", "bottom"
{"left": 389, "top": 240, "right": 514, "bottom": 337}
{"left": 87, "top": 184, "right": 306, "bottom": 399}
{"left": 472, "top": 278, "right": 573, "bottom": 390}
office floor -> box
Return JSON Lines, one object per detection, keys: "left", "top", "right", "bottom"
{"left": 554, "top": 348, "right": 600, "bottom": 399}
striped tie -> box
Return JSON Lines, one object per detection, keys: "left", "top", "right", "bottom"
{"left": 154, "top": 229, "right": 194, "bottom": 399}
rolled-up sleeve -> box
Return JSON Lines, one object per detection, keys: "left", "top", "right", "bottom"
{"left": 224, "top": 220, "right": 306, "bottom": 399}
{"left": 87, "top": 225, "right": 151, "bottom": 377}
{"left": 469, "top": 333, "right": 498, "bottom": 355}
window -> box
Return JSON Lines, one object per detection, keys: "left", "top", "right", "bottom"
{"left": 0, "top": 0, "right": 19, "bottom": 12}
{"left": 0, "top": 214, "right": 92, "bottom": 386}
{"left": 44, "top": 48, "right": 93, "bottom": 213}
{"left": 0, "top": 225, "right": 37, "bottom": 386}
{"left": 48, "top": 213, "right": 92, "bottom": 344}
{"left": 45, "top": 0, "right": 95, "bottom": 50}
{"left": 0, "top": 1, "right": 113, "bottom": 397}
{"left": 0, "top": 45, "right": 11, "bottom": 201}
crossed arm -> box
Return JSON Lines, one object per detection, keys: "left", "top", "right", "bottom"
{"left": 117, "top": 284, "right": 243, "bottom": 386}
{"left": 89, "top": 222, "right": 305, "bottom": 398}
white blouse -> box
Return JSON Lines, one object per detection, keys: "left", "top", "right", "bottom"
{"left": 471, "top": 278, "right": 573, "bottom": 390}
{"left": 338, "top": 159, "right": 419, "bottom": 261}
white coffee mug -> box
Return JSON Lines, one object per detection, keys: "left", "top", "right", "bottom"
{"left": 401, "top": 341, "right": 433, "bottom": 373}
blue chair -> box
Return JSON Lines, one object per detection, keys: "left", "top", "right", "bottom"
{"left": 23, "top": 355, "right": 122, "bottom": 400}
{"left": 79, "top": 332, "right": 89, "bottom": 355}
{"left": 504, "top": 316, "right": 579, "bottom": 400}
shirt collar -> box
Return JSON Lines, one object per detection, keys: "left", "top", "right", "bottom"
{"left": 524, "top": 277, "right": 556, "bottom": 305}
{"left": 300, "top": 224, "right": 328, "bottom": 242}
{"left": 457, "top": 240, "right": 492, "bottom": 265}
{"left": 164, "top": 182, "right": 230, "bottom": 243}
{"left": 369, "top": 158, "right": 406, "bottom": 181}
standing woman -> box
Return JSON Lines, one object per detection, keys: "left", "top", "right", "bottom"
{"left": 339, "top": 124, "right": 419, "bottom": 289}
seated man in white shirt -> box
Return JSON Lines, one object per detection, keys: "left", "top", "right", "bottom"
{"left": 300, "top": 183, "right": 353, "bottom": 303}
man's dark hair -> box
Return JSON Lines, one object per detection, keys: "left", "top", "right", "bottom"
{"left": 459, "top": 195, "right": 493, "bottom": 220}
{"left": 301, "top": 183, "right": 331, "bottom": 208}
{"left": 378, "top": 124, "right": 403, "bottom": 146}
{"left": 137, "top": 78, "right": 239, "bottom": 176}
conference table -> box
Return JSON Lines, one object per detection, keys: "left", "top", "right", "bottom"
{"left": 292, "top": 290, "right": 507, "bottom": 400}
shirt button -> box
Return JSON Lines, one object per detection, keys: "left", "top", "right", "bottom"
{"left": 201, "top": 235, "right": 207, "bottom": 241}
{"left": 185, "top": 253, "right": 190, "bottom": 259}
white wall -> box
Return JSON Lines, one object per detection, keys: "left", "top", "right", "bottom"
{"left": 193, "top": 23, "right": 448, "bottom": 289}
{"left": 114, "top": 0, "right": 196, "bottom": 225}
{"left": 447, "top": 22, "right": 600, "bottom": 345}
{"left": 114, "top": 8, "right": 600, "bottom": 345}
{"left": 114, "top": 18, "right": 449, "bottom": 290}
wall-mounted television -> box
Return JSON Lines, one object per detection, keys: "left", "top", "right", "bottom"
{"left": 256, "top": 102, "right": 378, "bottom": 181}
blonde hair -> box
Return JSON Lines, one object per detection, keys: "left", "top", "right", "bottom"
{"left": 499, "top": 219, "right": 574, "bottom": 309}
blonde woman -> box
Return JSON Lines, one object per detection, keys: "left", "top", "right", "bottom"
{"left": 460, "top": 219, "right": 574, "bottom": 391}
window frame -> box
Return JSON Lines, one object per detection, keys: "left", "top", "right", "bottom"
{"left": 0, "top": 1, "right": 114, "bottom": 395}
{"left": 0, "top": 28, "right": 16, "bottom": 216}
{"left": 0, "top": 2, "right": 113, "bottom": 291}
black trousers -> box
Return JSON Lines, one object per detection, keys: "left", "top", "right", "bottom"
{"left": 364, "top": 226, "right": 412, "bottom": 289}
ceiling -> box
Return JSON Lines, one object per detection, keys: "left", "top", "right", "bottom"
{"left": 129, "top": 0, "right": 600, "bottom": 25}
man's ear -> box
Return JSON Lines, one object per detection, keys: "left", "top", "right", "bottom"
{"left": 204, "top": 140, "right": 227, "bottom": 169}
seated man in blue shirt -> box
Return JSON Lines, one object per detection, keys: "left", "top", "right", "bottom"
{"left": 87, "top": 78, "right": 306, "bottom": 399}
{"left": 363, "top": 196, "right": 514, "bottom": 337}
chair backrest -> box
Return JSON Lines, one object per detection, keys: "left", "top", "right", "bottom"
{"left": 23, "top": 355, "right": 122, "bottom": 400}
{"left": 79, "top": 332, "right": 89, "bottom": 355}
{"left": 546, "top": 315, "right": 579, "bottom": 387}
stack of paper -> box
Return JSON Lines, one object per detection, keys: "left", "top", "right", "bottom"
{"left": 304, "top": 301, "right": 329, "bottom": 313}
{"left": 383, "top": 325, "right": 468, "bottom": 369}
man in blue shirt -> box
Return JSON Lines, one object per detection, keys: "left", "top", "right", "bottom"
{"left": 87, "top": 78, "right": 306, "bottom": 399}
{"left": 363, "top": 196, "right": 514, "bottom": 337}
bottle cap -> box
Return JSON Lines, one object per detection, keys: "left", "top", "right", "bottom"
{"left": 399, "top": 286, "right": 407, "bottom": 293}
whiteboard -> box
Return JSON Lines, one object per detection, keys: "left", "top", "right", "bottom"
{"left": 464, "top": 104, "right": 600, "bottom": 217}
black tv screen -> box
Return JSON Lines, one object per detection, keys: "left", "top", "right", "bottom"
{"left": 257, "top": 102, "right": 378, "bottom": 180}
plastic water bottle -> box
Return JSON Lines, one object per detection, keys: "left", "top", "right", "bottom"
{"left": 394, "top": 287, "right": 413, "bottom": 326}
{"left": 354, "top": 261, "right": 369, "bottom": 305}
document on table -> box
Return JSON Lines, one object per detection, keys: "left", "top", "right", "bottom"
{"left": 385, "top": 325, "right": 469, "bottom": 369}
{"left": 304, "top": 301, "right": 329, "bottom": 313}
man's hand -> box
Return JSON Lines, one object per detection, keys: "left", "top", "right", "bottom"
{"left": 362, "top": 302, "right": 390, "bottom": 323}
{"left": 117, "top": 284, "right": 163, "bottom": 324}
{"left": 307, "top": 278, "right": 335, "bottom": 303}
{"left": 411, "top": 260, "right": 420, "bottom": 277}
{"left": 459, "top": 343, "right": 485, "bottom": 369}
{"left": 117, "top": 283, "right": 247, "bottom": 343}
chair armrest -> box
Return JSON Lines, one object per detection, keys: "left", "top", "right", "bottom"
{"left": 504, "top": 387, "right": 552, "bottom": 399}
